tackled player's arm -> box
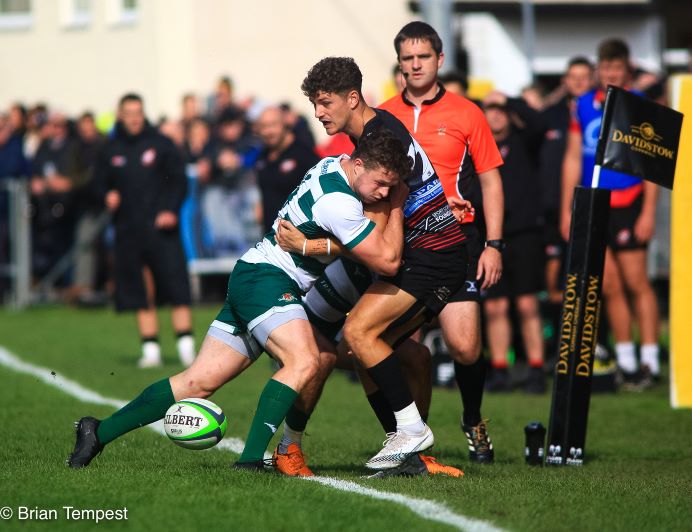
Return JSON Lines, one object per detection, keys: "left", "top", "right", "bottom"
{"left": 275, "top": 199, "right": 392, "bottom": 258}
{"left": 347, "top": 184, "right": 406, "bottom": 277}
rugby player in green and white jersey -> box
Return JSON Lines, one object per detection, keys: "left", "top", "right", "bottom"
{"left": 67, "top": 129, "right": 412, "bottom": 470}
{"left": 268, "top": 57, "right": 470, "bottom": 477}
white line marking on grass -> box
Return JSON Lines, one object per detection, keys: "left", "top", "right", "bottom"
{"left": 0, "top": 347, "right": 252, "bottom": 457}
{"left": 0, "top": 346, "right": 504, "bottom": 532}
{"left": 307, "top": 476, "right": 504, "bottom": 532}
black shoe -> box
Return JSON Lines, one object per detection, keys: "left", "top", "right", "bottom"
{"left": 67, "top": 417, "right": 103, "bottom": 469}
{"left": 619, "top": 369, "right": 654, "bottom": 392}
{"left": 485, "top": 368, "right": 511, "bottom": 392}
{"left": 233, "top": 460, "right": 267, "bottom": 472}
{"left": 640, "top": 364, "right": 661, "bottom": 385}
{"left": 364, "top": 453, "right": 428, "bottom": 478}
{"left": 462, "top": 419, "right": 494, "bottom": 464}
{"left": 524, "top": 367, "right": 546, "bottom": 394}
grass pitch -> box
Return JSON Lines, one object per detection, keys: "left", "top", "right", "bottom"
{"left": 1, "top": 306, "right": 691, "bottom": 531}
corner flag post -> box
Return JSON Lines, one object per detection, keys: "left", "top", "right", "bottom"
{"left": 547, "top": 86, "right": 683, "bottom": 466}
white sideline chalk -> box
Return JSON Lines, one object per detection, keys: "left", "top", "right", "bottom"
{"left": 0, "top": 345, "right": 504, "bottom": 532}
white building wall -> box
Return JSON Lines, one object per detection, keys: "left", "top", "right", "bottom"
{"left": 0, "top": 0, "right": 159, "bottom": 116}
{"left": 0, "top": 0, "right": 413, "bottom": 127}
{"left": 460, "top": 13, "right": 533, "bottom": 95}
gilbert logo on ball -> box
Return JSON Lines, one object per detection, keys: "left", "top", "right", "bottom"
{"left": 164, "top": 398, "right": 227, "bottom": 450}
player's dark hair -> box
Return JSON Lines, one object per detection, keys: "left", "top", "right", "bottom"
{"left": 567, "top": 56, "right": 594, "bottom": 71}
{"left": 597, "top": 39, "right": 630, "bottom": 63}
{"left": 352, "top": 128, "right": 412, "bottom": 180}
{"left": 394, "top": 21, "right": 443, "bottom": 58}
{"left": 439, "top": 70, "right": 469, "bottom": 92}
{"left": 118, "top": 93, "right": 143, "bottom": 108}
{"left": 301, "top": 57, "right": 363, "bottom": 100}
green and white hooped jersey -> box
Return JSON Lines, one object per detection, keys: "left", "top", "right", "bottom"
{"left": 304, "top": 258, "right": 373, "bottom": 324}
{"left": 240, "top": 156, "right": 375, "bottom": 293}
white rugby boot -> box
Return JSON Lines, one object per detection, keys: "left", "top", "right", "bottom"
{"left": 365, "top": 425, "right": 435, "bottom": 470}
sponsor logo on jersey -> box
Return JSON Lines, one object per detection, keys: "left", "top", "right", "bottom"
{"left": 583, "top": 117, "right": 602, "bottom": 156}
{"left": 403, "top": 178, "right": 443, "bottom": 217}
{"left": 141, "top": 148, "right": 156, "bottom": 166}
{"left": 278, "top": 292, "right": 297, "bottom": 302}
{"left": 111, "top": 155, "right": 126, "bottom": 167}
{"left": 431, "top": 205, "right": 452, "bottom": 222}
{"left": 434, "top": 285, "right": 451, "bottom": 303}
{"left": 280, "top": 159, "right": 297, "bottom": 173}
{"left": 437, "top": 123, "right": 447, "bottom": 136}
{"left": 546, "top": 129, "right": 562, "bottom": 141}
{"left": 465, "top": 280, "right": 478, "bottom": 293}
{"left": 616, "top": 228, "right": 631, "bottom": 246}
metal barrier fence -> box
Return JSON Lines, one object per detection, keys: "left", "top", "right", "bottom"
{"left": 1, "top": 172, "right": 260, "bottom": 308}
{"left": 2, "top": 174, "right": 670, "bottom": 309}
{"left": 0, "top": 179, "right": 31, "bottom": 309}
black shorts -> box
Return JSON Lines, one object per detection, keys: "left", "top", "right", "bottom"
{"left": 380, "top": 244, "right": 469, "bottom": 317}
{"left": 608, "top": 194, "right": 647, "bottom": 252}
{"left": 543, "top": 208, "right": 564, "bottom": 260}
{"left": 484, "top": 230, "right": 544, "bottom": 300}
{"left": 449, "top": 234, "right": 482, "bottom": 304}
{"left": 114, "top": 228, "right": 192, "bottom": 311}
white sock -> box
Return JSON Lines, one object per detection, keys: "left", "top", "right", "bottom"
{"left": 640, "top": 344, "right": 660, "bottom": 376}
{"left": 278, "top": 423, "right": 303, "bottom": 454}
{"left": 615, "top": 342, "right": 637, "bottom": 373}
{"left": 142, "top": 341, "right": 161, "bottom": 359}
{"left": 394, "top": 402, "right": 426, "bottom": 434}
{"left": 176, "top": 335, "right": 196, "bottom": 366}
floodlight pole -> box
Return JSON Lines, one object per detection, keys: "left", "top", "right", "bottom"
{"left": 420, "top": 0, "right": 456, "bottom": 75}
{"left": 521, "top": 0, "right": 536, "bottom": 83}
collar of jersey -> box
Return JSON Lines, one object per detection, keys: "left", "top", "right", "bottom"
{"left": 401, "top": 82, "right": 446, "bottom": 107}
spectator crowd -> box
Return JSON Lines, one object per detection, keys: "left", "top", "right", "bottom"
{"left": 0, "top": 41, "right": 674, "bottom": 390}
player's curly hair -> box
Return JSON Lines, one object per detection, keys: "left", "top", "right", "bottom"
{"left": 301, "top": 57, "right": 363, "bottom": 100}
{"left": 352, "top": 128, "right": 412, "bottom": 180}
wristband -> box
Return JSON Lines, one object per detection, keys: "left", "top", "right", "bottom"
{"left": 302, "top": 239, "right": 307, "bottom": 256}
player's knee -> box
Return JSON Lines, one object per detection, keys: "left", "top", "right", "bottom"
{"left": 484, "top": 299, "right": 507, "bottom": 321}
{"left": 343, "top": 320, "right": 373, "bottom": 354}
{"left": 449, "top": 342, "right": 481, "bottom": 365}
{"left": 516, "top": 296, "right": 539, "bottom": 319}
{"left": 317, "top": 350, "right": 338, "bottom": 376}
{"left": 289, "top": 351, "right": 321, "bottom": 384}
{"left": 301, "top": 357, "right": 321, "bottom": 385}
{"left": 174, "top": 371, "right": 218, "bottom": 399}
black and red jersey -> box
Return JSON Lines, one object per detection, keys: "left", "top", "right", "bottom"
{"left": 355, "top": 108, "right": 466, "bottom": 250}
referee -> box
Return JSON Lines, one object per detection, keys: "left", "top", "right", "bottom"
{"left": 94, "top": 94, "right": 195, "bottom": 368}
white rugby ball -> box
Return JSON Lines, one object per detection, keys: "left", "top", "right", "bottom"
{"left": 164, "top": 398, "right": 227, "bottom": 450}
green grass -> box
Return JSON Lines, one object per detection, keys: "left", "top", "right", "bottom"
{"left": 1, "top": 306, "right": 691, "bottom": 531}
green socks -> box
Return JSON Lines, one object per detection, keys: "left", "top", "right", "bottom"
{"left": 96, "top": 377, "right": 298, "bottom": 463}
{"left": 238, "top": 379, "right": 298, "bottom": 463}
{"left": 97, "top": 378, "right": 175, "bottom": 445}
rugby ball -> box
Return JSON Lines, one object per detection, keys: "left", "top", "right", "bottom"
{"left": 164, "top": 398, "right": 227, "bottom": 450}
